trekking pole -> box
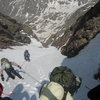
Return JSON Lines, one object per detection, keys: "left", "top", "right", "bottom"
{"left": 25, "top": 72, "right": 42, "bottom": 85}
{"left": 21, "top": 68, "right": 42, "bottom": 85}
{"left": 21, "top": 61, "right": 26, "bottom": 67}
{"left": 20, "top": 61, "right": 42, "bottom": 85}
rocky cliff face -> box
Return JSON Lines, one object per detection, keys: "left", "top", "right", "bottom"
{"left": 0, "top": 0, "right": 99, "bottom": 51}
{"left": 0, "top": 0, "right": 98, "bottom": 43}
{"left": 0, "top": 12, "right": 31, "bottom": 49}
{"left": 60, "top": 1, "right": 100, "bottom": 58}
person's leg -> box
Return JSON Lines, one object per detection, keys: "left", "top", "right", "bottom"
{"left": 11, "top": 68, "right": 23, "bottom": 79}
{"left": 5, "top": 69, "right": 15, "bottom": 79}
{"left": 26, "top": 56, "right": 30, "bottom": 61}
{"left": 25, "top": 56, "right": 28, "bottom": 61}
{"left": 28, "top": 56, "right": 30, "bottom": 61}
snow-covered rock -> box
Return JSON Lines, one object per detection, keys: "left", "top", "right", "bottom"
{"left": 0, "top": 0, "right": 98, "bottom": 43}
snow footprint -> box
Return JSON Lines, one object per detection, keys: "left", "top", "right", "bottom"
{"left": 21, "top": 82, "right": 31, "bottom": 88}
{"left": 4, "top": 81, "right": 12, "bottom": 88}
{"left": 29, "top": 90, "right": 35, "bottom": 94}
{"left": 38, "top": 68, "right": 47, "bottom": 82}
{"left": 29, "top": 87, "right": 38, "bottom": 94}
{"left": 25, "top": 84, "right": 31, "bottom": 87}
{"left": 22, "top": 82, "right": 27, "bottom": 85}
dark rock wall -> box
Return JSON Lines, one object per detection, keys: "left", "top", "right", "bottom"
{"left": 61, "top": 1, "right": 100, "bottom": 58}
{"left": 0, "top": 12, "right": 31, "bottom": 49}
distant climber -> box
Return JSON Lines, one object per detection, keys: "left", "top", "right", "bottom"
{"left": 24, "top": 50, "right": 30, "bottom": 62}
{"left": 0, "top": 83, "right": 13, "bottom": 100}
{"left": 0, "top": 58, "right": 24, "bottom": 81}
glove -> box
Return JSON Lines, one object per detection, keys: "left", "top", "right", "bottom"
{"left": 1, "top": 77, "right": 4, "bottom": 81}
{"left": 18, "top": 65, "right": 22, "bottom": 69}
{"left": 1, "top": 75, "right": 4, "bottom": 81}
{"left": 19, "top": 66, "right": 22, "bottom": 69}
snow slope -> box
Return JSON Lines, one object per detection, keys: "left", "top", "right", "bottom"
{"left": 0, "top": 34, "right": 100, "bottom": 100}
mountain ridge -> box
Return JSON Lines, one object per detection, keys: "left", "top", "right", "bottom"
{"left": 61, "top": 0, "right": 100, "bottom": 58}
{"left": 0, "top": 0, "right": 98, "bottom": 42}
{"left": 0, "top": 12, "right": 31, "bottom": 49}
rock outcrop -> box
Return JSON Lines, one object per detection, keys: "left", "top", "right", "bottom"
{"left": 0, "top": 12, "right": 31, "bottom": 49}
{"left": 61, "top": 1, "right": 100, "bottom": 58}
{"left": 0, "top": 0, "right": 98, "bottom": 43}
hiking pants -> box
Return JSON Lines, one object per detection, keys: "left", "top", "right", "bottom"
{"left": 25, "top": 56, "right": 30, "bottom": 61}
{"left": 5, "top": 67, "right": 22, "bottom": 79}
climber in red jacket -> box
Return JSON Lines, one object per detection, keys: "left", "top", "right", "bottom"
{"left": 0, "top": 83, "right": 3, "bottom": 97}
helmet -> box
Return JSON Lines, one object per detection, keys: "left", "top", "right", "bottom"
{"left": 25, "top": 50, "right": 28, "bottom": 52}
{"left": 1, "top": 58, "right": 9, "bottom": 63}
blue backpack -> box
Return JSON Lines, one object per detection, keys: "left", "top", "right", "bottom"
{"left": 24, "top": 50, "right": 30, "bottom": 57}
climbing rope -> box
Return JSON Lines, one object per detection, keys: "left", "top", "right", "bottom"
{"left": 20, "top": 61, "right": 26, "bottom": 67}
{"left": 21, "top": 68, "right": 42, "bottom": 85}
{"left": 20, "top": 60, "right": 43, "bottom": 85}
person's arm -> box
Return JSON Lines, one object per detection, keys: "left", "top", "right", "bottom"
{"left": 11, "top": 62, "right": 21, "bottom": 69}
{"left": 0, "top": 67, "right": 4, "bottom": 76}
{"left": 0, "top": 69, "right": 4, "bottom": 81}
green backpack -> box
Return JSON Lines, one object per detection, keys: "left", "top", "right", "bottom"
{"left": 50, "top": 66, "right": 82, "bottom": 96}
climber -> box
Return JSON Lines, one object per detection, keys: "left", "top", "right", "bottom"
{"left": 0, "top": 58, "right": 24, "bottom": 81}
{"left": 24, "top": 50, "right": 30, "bottom": 62}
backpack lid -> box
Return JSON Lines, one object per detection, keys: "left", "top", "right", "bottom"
{"left": 40, "top": 82, "right": 64, "bottom": 100}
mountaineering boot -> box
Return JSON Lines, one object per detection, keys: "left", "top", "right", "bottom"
{"left": 21, "top": 77, "right": 24, "bottom": 80}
